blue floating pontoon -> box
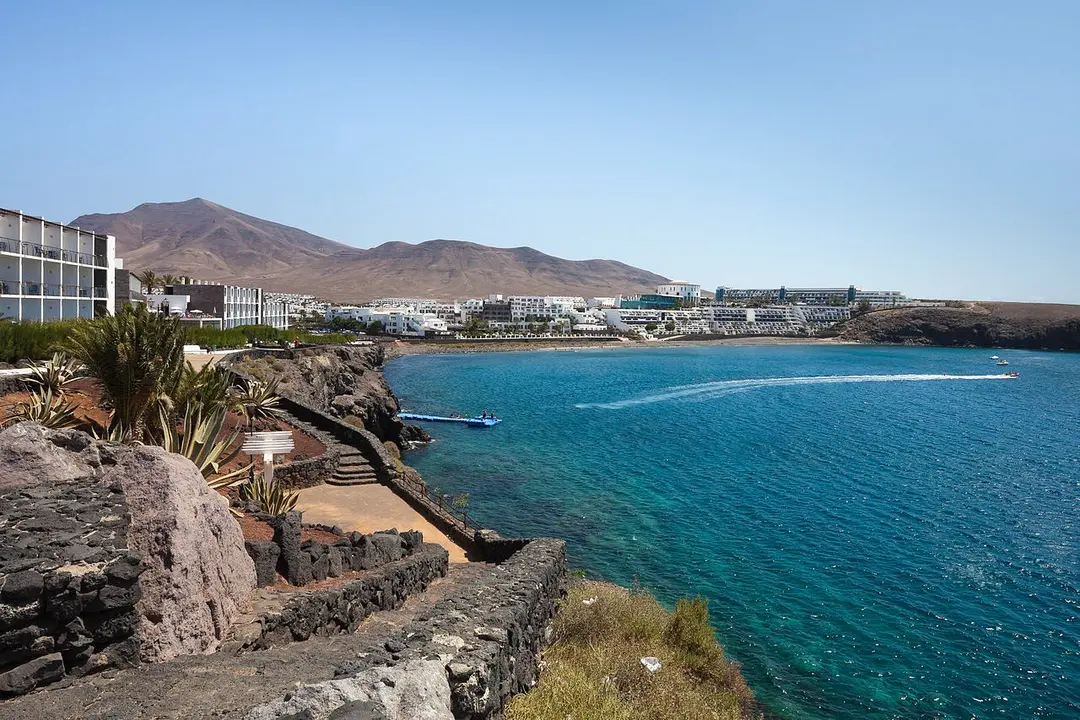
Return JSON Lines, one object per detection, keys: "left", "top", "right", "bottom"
{"left": 398, "top": 412, "right": 502, "bottom": 428}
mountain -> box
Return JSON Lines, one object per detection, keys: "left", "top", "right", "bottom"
{"left": 71, "top": 199, "right": 668, "bottom": 301}
{"left": 841, "top": 302, "right": 1080, "bottom": 350}
{"left": 71, "top": 198, "right": 351, "bottom": 282}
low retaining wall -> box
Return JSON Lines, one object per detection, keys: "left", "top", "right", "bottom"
{"left": 230, "top": 543, "right": 449, "bottom": 652}
{"left": 0, "top": 475, "right": 143, "bottom": 696}
{"left": 273, "top": 451, "right": 339, "bottom": 491}
{"left": 247, "top": 537, "right": 567, "bottom": 720}
{"left": 244, "top": 512, "right": 426, "bottom": 589}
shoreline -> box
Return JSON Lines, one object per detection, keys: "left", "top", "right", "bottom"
{"left": 385, "top": 335, "right": 855, "bottom": 358}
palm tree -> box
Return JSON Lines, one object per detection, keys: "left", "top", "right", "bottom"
{"left": 160, "top": 273, "right": 180, "bottom": 289}
{"left": 136, "top": 269, "right": 160, "bottom": 294}
{"left": 64, "top": 304, "right": 186, "bottom": 439}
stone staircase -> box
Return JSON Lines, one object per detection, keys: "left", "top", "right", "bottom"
{"left": 326, "top": 450, "right": 379, "bottom": 486}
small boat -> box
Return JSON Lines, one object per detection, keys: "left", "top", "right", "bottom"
{"left": 398, "top": 412, "right": 502, "bottom": 428}
{"left": 996, "top": 360, "right": 1009, "bottom": 366}
{"left": 1004, "top": 371, "right": 1020, "bottom": 378}
{"left": 991, "top": 355, "right": 1000, "bottom": 360}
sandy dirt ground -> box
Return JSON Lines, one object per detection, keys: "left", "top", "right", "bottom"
{"left": 296, "top": 483, "right": 471, "bottom": 563}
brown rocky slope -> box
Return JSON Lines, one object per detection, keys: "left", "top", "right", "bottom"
{"left": 71, "top": 198, "right": 669, "bottom": 301}
{"left": 228, "top": 344, "right": 429, "bottom": 446}
{"left": 841, "top": 302, "right": 1080, "bottom": 350}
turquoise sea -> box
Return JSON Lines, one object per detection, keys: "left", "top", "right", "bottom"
{"left": 384, "top": 345, "right": 1079, "bottom": 720}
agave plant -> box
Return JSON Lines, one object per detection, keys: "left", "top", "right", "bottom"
{"left": 64, "top": 304, "right": 186, "bottom": 440}
{"left": 25, "top": 351, "right": 81, "bottom": 396}
{"left": 240, "top": 475, "right": 299, "bottom": 516}
{"left": 233, "top": 376, "right": 285, "bottom": 429}
{"left": 157, "top": 401, "right": 250, "bottom": 487}
{"left": 91, "top": 415, "right": 138, "bottom": 444}
{"left": 5, "top": 387, "right": 80, "bottom": 429}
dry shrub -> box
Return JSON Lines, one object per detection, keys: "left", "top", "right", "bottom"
{"left": 508, "top": 581, "right": 758, "bottom": 720}
{"left": 382, "top": 440, "right": 405, "bottom": 471}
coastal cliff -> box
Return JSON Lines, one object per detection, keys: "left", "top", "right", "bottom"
{"left": 230, "top": 345, "right": 430, "bottom": 446}
{"left": 841, "top": 302, "right": 1080, "bottom": 350}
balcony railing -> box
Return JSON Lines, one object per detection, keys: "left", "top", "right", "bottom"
{"left": 0, "top": 236, "right": 107, "bottom": 266}
{"left": 0, "top": 281, "right": 107, "bottom": 298}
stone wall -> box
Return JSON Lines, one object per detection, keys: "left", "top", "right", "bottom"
{"left": 244, "top": 512, "right": 426, "bottom": 588}
{"left": 0, "top": 423, "right": 256, "bottom": 695}
{"left": 247, "top": 537, "right": 567, "bottom": 720}
{"left": 273, "top": 451, "right": 340, "bottom": 491}
{"left": 230, "top": 543, "right": 449, "bottom": 651}
{"left": 0, "top": 473, "right": 143, "bottom": 696}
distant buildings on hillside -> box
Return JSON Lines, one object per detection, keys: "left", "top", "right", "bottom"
{"left": 316, "top": 279, "right": 945, "bottom": 339}
{"left": 0, "top": 208, "right": 943, "bottom": 342}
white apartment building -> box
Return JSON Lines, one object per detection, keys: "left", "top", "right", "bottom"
{"left": 325, "top": 305, "right": 447, "bottom": 337}
{"left": 0, "top": 207, "right": 117, "bottom": 321}
{"left": 655, "top": 281, "right": 701, "bottom": 304}
{"left": 261, "top": 297, "right": 289, "bottom": 330}
{"left": 588, "top": 297, "right": 618, "bottom": 309}
{"left": 604, "top": 308, "right": 710, "bottom": 334}
{"left": 700, "top": 305, "right": 802, "bottom": 335}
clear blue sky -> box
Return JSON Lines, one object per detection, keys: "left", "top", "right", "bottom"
{"left": 2, "top": 1, "right": 1077, "bottom": 302}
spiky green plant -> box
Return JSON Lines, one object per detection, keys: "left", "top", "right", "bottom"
{"left": 64, "top": 304, "right": 186, "bottom": 440}
{"left": 91, "top": 415, "right": 138, "bottom": 444}
{"left": 240, "top": 475, "right": 299, "bottom": 516}
{"left": 173, "top": 362, "right": 236, "bottom": 416}
{"left": 233, "top": 376, "right": 285, "bottom": 428}
{"left": 4, "top": 387, "right": 80, "bottom": 429}
{"left": 157, "top": 401, "right": 249, "bottom": 485}
{"left": 25, "top": 351, "right": 81, "bottom": 396}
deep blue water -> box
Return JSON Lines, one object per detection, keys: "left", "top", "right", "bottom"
{"left": 384, "top": 346, "right": 1080, "bottom": 720}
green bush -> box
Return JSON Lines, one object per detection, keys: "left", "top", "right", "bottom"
{"left": 0, "top": 320, "right": 81, "bottom": 364}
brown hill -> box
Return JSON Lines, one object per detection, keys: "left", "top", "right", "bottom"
{"left": 841, "top": 302, "right": 1080, "bottom": 350}
{"left": 71, "top": 199, "right": 667, "bottom": 301}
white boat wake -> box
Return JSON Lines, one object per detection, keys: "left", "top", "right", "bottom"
{"left": 574, "top": 374, "right": 1015, "bottom": 410}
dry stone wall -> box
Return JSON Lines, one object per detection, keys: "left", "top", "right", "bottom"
{"left": 0, "top": 423, "right": 257, "bottom": 695}
{"left": 0, "top": 473, "right": 142, "bottom": 696}
{"left": 231, "top": 542, "right": 449, "bottom": 651}
{"left": 247, "top": 537, "right": 567, "bottom": 720}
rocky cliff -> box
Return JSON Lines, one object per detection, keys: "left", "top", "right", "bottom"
{"left": 229, "top": 345, "right": 430, "bottom": 446}
{"left": 841, "top": 302, "right": 1080, "bottom": 350}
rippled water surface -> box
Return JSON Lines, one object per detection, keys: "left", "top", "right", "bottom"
{"left": 385, "top": 345, "right": 1080, "bottom": 719}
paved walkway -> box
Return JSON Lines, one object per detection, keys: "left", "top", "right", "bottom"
{"left": 0, "top": 563, "right": 495, "bottom": 720}
{"left": 297, "top": 484, "right": 471, "bottom": 563}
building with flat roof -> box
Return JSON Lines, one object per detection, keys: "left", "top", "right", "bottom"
{"left": 655, "top": 281, "right": 701, "bottom": 305}
{"left": 716, "top": 285, "right": 916, "bottom": 308}
{"left": 162, "top": 283, "right": 289, "bottom": 330}
{"left": 0, "top": 207, "right": 117, "bottom": 321}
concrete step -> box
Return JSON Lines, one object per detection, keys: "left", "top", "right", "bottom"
{"left": 332, "top": 471, "right": 378, "bottom": 480}
{"left": 325, "top": 476, "right": 381, "bottom": 486}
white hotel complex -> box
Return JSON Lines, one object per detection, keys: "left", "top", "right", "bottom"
{"left": 0, "top": 208, "right": 117, "bottom": 321}
{"left": 321, "top": 279, "right": 940, "bottom": 340}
